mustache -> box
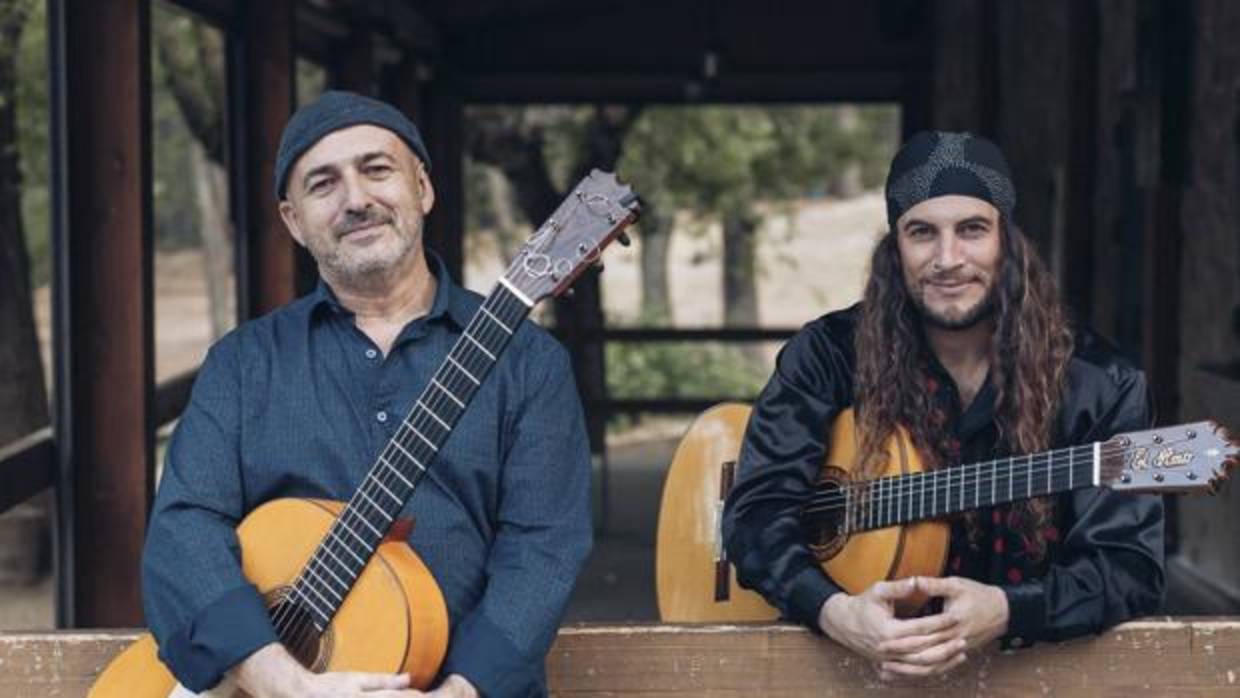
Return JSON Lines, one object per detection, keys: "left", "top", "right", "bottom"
{"left": 333, "top": 211, "right": 393, "bottom": 238}
{"left": 924, "top": 270, "right": 982, "bottom": 285}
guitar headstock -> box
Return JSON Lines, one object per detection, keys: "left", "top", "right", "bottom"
{"left": 1103, "top": 421, "right": 1237, "bottom": 494}
{"left": 502, "top": 169, "right": 640, "bottom": 305}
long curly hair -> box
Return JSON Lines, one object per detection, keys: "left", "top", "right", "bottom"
{"left": 853, "top": 217, "right": 1074, "bottom": 558}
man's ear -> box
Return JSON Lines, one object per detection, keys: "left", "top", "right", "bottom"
{"left": 278, "top": 199, "right": 307, "bottom": 248}
{"left": 415, "top": 163, "right": 435, "bottom": 216}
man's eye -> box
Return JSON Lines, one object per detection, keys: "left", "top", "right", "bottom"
{"left": 367, "top": 165, "right": 392, "bottom": 176}
{"left": 307, "top": 179, "right": 331, "bottom": 194}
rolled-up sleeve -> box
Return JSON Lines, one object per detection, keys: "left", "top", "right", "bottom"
{"left": 722, "top": 320, "right": 854, "bottom": 628}
{"left": 1003, "top": 369, "right": 1165, "bottom": 645}
{"left": 142, "top": 334, "right": 277, "bottom": 691}
{"left": 441, "top": 340, "right": 593, "bottom": 696}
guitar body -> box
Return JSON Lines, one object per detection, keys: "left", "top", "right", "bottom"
{"left": 655, "top": 404, "right": 949, "bottom": 622}
{"left": 90, "top": 498, "right": 449, "bottom": 698}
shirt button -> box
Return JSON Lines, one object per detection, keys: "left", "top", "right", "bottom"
{"left": 365, "top": 348, "right": 378, "bottom": 359}
{"left": 376, "top": 411, "right": 388, "bottom": 423}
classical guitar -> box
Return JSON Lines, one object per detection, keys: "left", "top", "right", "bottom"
{"left": 655, "top": 403, "right": 1236, "bottom": 622}
{"left": 90, "top": 171, "right": 640, "bottom": 698}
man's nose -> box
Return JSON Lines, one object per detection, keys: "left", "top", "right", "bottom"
{"left": 341, "top": 170, "right": 372, "bottom": 212}
{"left": 934, "top": 231, "right": 964, "bottom": 270}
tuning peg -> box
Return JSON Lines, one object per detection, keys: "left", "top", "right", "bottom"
{"left": 594, "top": 261, "right": 605, "bottom": 273}
{"left": 617, "top": 232, "right": 631, "bottom": 247}
{"left": 564, "top": 288, "right": 576, "bottom": 299}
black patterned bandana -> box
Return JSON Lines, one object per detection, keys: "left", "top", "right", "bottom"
{"left": 884, "top": 131, "right": 1016, "bottom": 228}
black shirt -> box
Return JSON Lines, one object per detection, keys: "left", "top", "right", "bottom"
{"left": 722, "top": 304, "right": 1164, "bottom": 647}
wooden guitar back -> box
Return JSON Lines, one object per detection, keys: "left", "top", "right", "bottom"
{"left": 89, "top": 498, "right": 448, "bottom": 697}
{"left": 655, "top": 404, "right": 779, "bottom": 622}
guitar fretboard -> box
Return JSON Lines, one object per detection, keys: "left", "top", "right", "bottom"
{"left": 814, "top": 443, "right": 1099, "bottom": 534}
{"left": 285, "top": 280, "right": 531, "bottom": 632}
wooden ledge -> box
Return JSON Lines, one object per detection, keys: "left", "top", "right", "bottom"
{"left": 2, "top": 619, "right": 1238, "bottom": 696}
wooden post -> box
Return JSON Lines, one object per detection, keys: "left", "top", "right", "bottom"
{"left": 422, "top": 82, "right": 464, "bottom": 280}
{"left": 52, "top": 0, "right": 153, "bottom": 627}
{"left": 233, "top": 0, "right": 298, "bottom": 319}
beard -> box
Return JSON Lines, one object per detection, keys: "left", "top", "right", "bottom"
{"left": 309, "top": 207, "right": 421, "bottom": 284}
{"left": 908, "top": 276, "right": 999, "bottom": 330}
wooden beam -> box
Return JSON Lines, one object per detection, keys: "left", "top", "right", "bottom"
{"left": 422, "top": 84, "right": 464, "bottom": 280}
{"left": 0, "top": 429, "right": 53, "bottom": 515}
{"left": 3, "top": 620, "right": 1240, "bottom": 696}
{"left": 453, "top": 71, "right": 910, "bottom": 105}
{"left": 332, "top": 28, "right": 374, "bottom": 95}
{"left": 234, "top": 0, "right": 299, "bottom": 319}
{"left": 52, "top": 0, "right": 154, "bottom": 628}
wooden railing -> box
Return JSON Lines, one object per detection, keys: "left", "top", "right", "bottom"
{"left": 0, "top": 371, "right": 197, "bottom": 517}
{"left": 1, "top": 620, "right": 1237, "bottom": 696}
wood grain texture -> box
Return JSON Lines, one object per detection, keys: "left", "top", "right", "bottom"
{"left": 4, "top": 621, "right": 1239, "bottom": 697}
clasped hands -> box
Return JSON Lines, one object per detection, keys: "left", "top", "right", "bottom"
{"left": 819, "top": 576, "right": 1009, "bottom": 682}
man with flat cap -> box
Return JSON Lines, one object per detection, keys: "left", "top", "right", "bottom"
{"left": 142, "top": 91, "right": 593, "bottom": 697}
{"left": 723, "top": 131, "right": 1164, "bottom": 680}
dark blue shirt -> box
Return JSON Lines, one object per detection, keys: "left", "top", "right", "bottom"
{"left": 142, "top": 254, "right": 593, "bottom": 697}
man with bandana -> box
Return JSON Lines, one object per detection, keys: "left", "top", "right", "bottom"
{"left": 722, "top": 131, "right": 1164, "bottom": 681}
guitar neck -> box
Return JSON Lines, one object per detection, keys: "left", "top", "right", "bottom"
{"left": 840, "top": 443, "right": 1100, "bottom": 532}
{"left": 289, "top": 279, "right": 532, "bottom": 631}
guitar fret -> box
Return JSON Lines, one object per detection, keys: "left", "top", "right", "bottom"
{"left": 317, "top": 543, "right": 357, "bottom": 582}
{"left": 288, "top": 587, "right": 329, "bottom": 626}
{"left": 302, "top": 566, "right": 344, "bottom": 603}
{"left": 370, "top": 476, "right": 402, "bottom": 505}
{"left": 357, "top": 489, "right": 393, "bottom": 522}
{"left": 431, "top": 378, "right": 466, "bottom": 408}
{"left": 418, "top": 400, "right": 450, "bottom": 430}
{"left": 447, "top": 355, "right": 481, "bottom": 385}
{"left": 958, "top": 467, "right": 964, "bottom": 512}
{"left": 305, "top": 553, "right": 350, "bottom": 596}
{"left": 1001, "top": 458, "right": 1011, "bottom": 503}
{"left": 380, "top": 456, "right": 415, "bottom": 486}
{"left": 1026, "top": 453, "right": 1033, "bottom": 497}
{"left": 327, "top": 529, "right": 369, "bottom": 566}
{"left": 298, "top": 573, "right": 340, "bottom": 610}
{"left": 1046, "top": 450, "right": 1053, "bottom": 494}
{"left": 349, "top": 509, "right": 384, "bottom": 539}
{"left": 919, "top": 473, "right": 925, "bottom": 520}
{"left": 897, "top": 478, "right": 903, "bottom": 525}
{"left": 1069, "top": 448, "right": 1074, "bottom": 490}
{"left": 410, "top": 426, "right": 438, "bottom": 452}
{"left": 464, "top": 332, "right": 497, "bottom": 361}
{"left": 481, "top": 305, "right": 514, "bottom": 334}
{"left": 337, "top": 520, "right": 375, "bottom": 553}
{"left": 974, "top": 463, "right": 980, "bottom": 508}
{"left": 389, "top": 438, "right": 417, "bottom": 463}
{"left": 990, "top": 459, "right": 996, "bottom": 506}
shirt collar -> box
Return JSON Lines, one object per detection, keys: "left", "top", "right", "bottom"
{"left": 922, "top": 349, "right": 998, "bottom": 441}
{"left": 308, "top": 249, "right": 471, "bottom": 330}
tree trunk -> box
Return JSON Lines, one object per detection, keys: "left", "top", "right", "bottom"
{"left": 0, "top": 0, "right": 50, "bottom": 585}
{"left": 190, "top": 141, "right": 234, "bottom": 339}
{"left": 722, "top": 208, "right": 760, "bottom": 327}
{"left": 638, "top": 200, "right": 673, "bottom": 322}
{"left": 483, "top": 164, "right": 523, "bottom": 262}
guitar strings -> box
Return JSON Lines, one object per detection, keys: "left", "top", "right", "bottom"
{"left": 269, "top": 281, "right": 526, "bottom": 654}
{"left": 798, "top": 439, "right": 1159, "bottom": 522}
{"left": 272, "top": 282, "right": 522, "bottom": 653}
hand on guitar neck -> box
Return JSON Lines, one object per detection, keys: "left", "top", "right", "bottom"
{"left": 229, "top": 642, "right": 478, "bottom": 698}
{"left": 819, "top": 576, "right": 1009, "bottom": 681}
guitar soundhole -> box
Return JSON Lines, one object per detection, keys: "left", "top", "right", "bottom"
{"left": 802, "top": 468, "right": 849, "bottom": 562}
{"left": 264, "top": 588, "right": 333, "bottom": 672}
